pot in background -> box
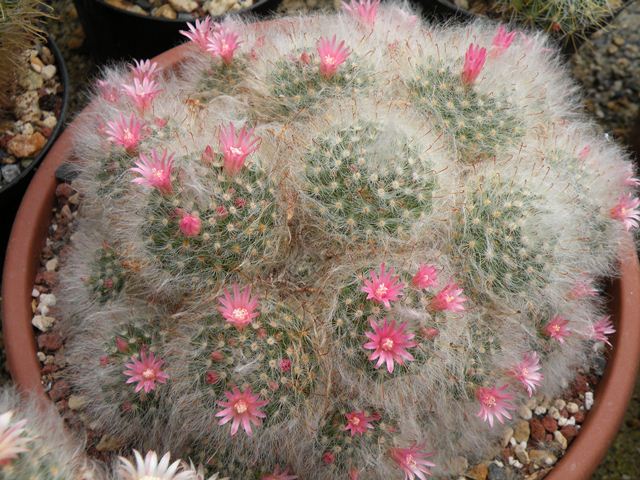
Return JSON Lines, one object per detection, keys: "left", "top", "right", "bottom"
{"left": 0, "top": 35, "right": 69, "bottom": 273}
{"left": 72, "top": 0, "right": 281, "bottom": 61}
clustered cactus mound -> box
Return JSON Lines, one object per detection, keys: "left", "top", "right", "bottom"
{"left": 38, "top": 2, "right": 639, "bottom": 479}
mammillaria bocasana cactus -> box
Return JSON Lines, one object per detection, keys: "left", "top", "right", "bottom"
{"left": 55, "top": 2, "right": 639, "bottom": 478}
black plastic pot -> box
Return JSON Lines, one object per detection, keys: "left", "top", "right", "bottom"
{"left": 425, "top": 0, "right": 632, "bottom": 55}
{"left": 0, "top": 35, "right": 69, "bottom": 273}
{"left": 73, "top": 0, "right": 282, "bottom": 61}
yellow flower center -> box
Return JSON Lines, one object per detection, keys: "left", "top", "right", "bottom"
{"left": 382, "top": 338, "right": 394, "bottom": 351}
{"left": 232, "top": 308, "right": 248, "bottom": 321}
{"left": 375, "top": 284, "right": 388, "bottom": 297}
{"left": 323, "top": 55, "right": 336, "bottom": 66}
{"left": 484, "top": 394, "right": 496, "bottom": 407}
{"left": 142, "top": 368, "right": 155, "bottom": 380}
{"left": 230, "top": 146, "right": 243, "bottom": 156}
{"left": 234, "top": 400, "right": 248, "bottom": 414}
{"left": 351, "top": 416, "right": 360, "bottom": 425}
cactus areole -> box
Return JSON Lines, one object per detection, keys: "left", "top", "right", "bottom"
{"left": 2, "top": 5, "right": 640, "bottom": 480}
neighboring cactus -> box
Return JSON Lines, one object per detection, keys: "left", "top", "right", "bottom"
{"left": 493, "top": 0, "right": 621, "bottom": 48}
{"left": 55, "top": 3, "right": 638, "bottom": 478}
{"left": 0, "top": 386, "right": 94, "bottom": 479}
{"left": 0, "top": 0, "right": 52, "bottom": 109}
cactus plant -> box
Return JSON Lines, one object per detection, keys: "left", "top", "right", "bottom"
{"left": 55, "top": 3, "right": 639, "bottom": 478}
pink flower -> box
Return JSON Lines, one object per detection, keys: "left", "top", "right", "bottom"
{"left": 544, "top": 315, "right": 571, "bottom": 343}
{"left": 96, "top": 79, "right": 119, "bottom": 103}
{"left": 123, "top": 350, "right": 169, "bottom": 394}
{"left": 106, "top": 113, "right": 144, "bottom": 152}
{"left": 130, "top": 149, "right": 174, "bottom": 194}
{"left": 421, "top": 327, "right": 439, "bottom": 340}
{"left": 215, "top": 386, "right": 268, "bottom": 436}
{"left": 217, "top": 284, "right": 260, "bottom": 329}
{"left": 180, "top": 17, "right": 215, "bottom": 51}
{"left": 568, "top": 278, "right": 598, "bottom": 299}
{"left": 430, "top": 282, "right": 467, "bottom": 312}
{"left": 342, "top": 0, "right": 380, "bottom": 25}
{"left": 317, "top": 35, "right": 350, "bottom": 79}
{"left": 578, "top": 145, "right": 591, "bottom": 160}
{"left": 279, "top": 358, "right": 291, "bottom": 372}
{"left": 363, "top": 318, "right": 416, "bottom": 373}
{"left": 0, "top": 411, "right": 31, "bottom": 466}
{"left": 218, "top": 123, "right": 261, "bottom": 175}
{"left": 509, "top": 352, "right": 543, "bottom": 397}
{"left": 624, "top": 175, "right": 640, "bottom": 187}
{"left": 412, "top": 264, "right": 438, "bottom": 290}
{"left": 261, "top": 466, "right": 298, "bottom": 480}
{"left": 491, "top": 25, "right": 516, "bottom": 56}
{"left": 202, "top": 145, "right": 215, "bottom": 165}
{"left": 116, "top": 336, "right": 129, "bottom": 353}
{"left": 343, "top": 411, "right": 376, "bottom": 436}
{"left": 321, "top": 452, "right": 335, "bottom": 464}
{"left": 475, "top": 385, "right": 515, "bottom": 427}
{"left": 122, "top": 77, "right": 162, "bottom": 113}
{"left": 205, "top": 371, "right": 220, "bottom": 384}
{"left": 611, "top": 194, "right": 640, "bottom": 231}
{"left": 130, "top": 59, "right": 161, "bottom": 81}
{"left": 207, "top": 28, "right": 241, "bottom": 64}
{"left": 361, "top": 263, "right": 405, "bottom": 309}
{"left": 590, "top": 315, "right": 616, "bottom": 346}
{"left": 389, "top": 443, "right": 436, "bottom": 480}
{"left": 179, "top": 212, "right": 201, "bottom": 237}
{"left": 461, "top": 43, "right": 487, "bottom": 85}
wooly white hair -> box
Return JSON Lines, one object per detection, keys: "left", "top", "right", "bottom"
{"left": 56, "top": 2, "right": 637, "bottom": 478}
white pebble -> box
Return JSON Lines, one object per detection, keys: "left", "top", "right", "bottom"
{"left": 509, "top": 437, "right": 516, "bottom": 446}
{"left": 566, "top": 402, "right": 579, "bottom": 414}
{"left": 493, "top": 460, "right": 504, "bottom": 468}
{"left": 549, "top": 406, "right": 561, "bottom": 420}
{"left": 558, "top": 417, "right": 568, "bottom": 427}
{"left": 554, "top": 399, "right": 566, "bottom": 410}
{"left": 508, "top": 456, "right": 515, "bottom": 466}
{"left": 534, "top": 406, "right": 547, "bottom": 415}
{"left": 39, "top": 293, "right": 57, "bottom": 307}
{"left": 585, "top": 392, "right": 594, "bottom": 410}
{"left": 518, "top": 405, "right": 533, "bottom": 420}
{"left": 31, "top": 288, "right": 40, "bottom": 298}
{"left": 41, "top": 64, "right": 57, "bottom": 80}
{"left": 513, "top": 460, "right": 523, "bottom": 469}
{"left": 32, "top": 315, "right": 55, "bottom": 332}
{"left": 566, "top": 417, "right": 576, "bottom": 426}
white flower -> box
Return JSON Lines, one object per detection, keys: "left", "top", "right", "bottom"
{"left": 117, "top": 450, "right": 197, "bottom": 480}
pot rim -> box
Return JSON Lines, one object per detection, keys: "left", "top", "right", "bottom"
{"left": 0, "top": 35, "right": 70, "bottom": 196}
{"left": 92, "top": 0, "right": 280, "bottom": 23}
{"left": 2, "top": 36, "right": 640, "bottom": 479}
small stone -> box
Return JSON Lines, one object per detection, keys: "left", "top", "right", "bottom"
{"left": 574, "top": 410, "right": 585, "bottom": 423}
{"left": 447, "top": 456, "right": 468, "bottom": 476}
{"left": 37, "top": 352, "right": 46, "bottom": 362}
{"left": 518, "top": 405, "right": 532, "bottom": 420}
{"left": 68, "top": 395, "right": 87, "bottom": 411}
{"left": 487, "top": 463, "right": 507, "bottom": 480}
{"left": 542, "top": 415, "right": 558, "bottom": 433}
{"left": 30, "top": 56, "right": 44, "bottom": 72}
{"left": 566, "top": 402, "right": 579, "bottom": 414}
{"left": 612, "top": 35, "right": 624, "bottom": 46}
{"left": 32, "top": 288, "right": 40, "bottom": 298}
{"left": 168, "top": 0, "right": 198, "bottom": 12}
{"left": 154, "top": 3, "right": 177, "bottom": 18}
{"left": 534, "top": 406, "right": 547, "bottom": 415}
{"left": 1, "top": 164, "right": 21, "bottom": 183}
{"left": 7, "top": 132, "right": 46, "bottom": 158}
{"left": 39, "top": 293, "right": 57, "bottom": 307}
{"left": 514, "top": 444, "right": 529, "bottom": 465}
{"left": 554, "top": 430, "right": 568, "bottom": 450}
{"left": 32, "top": 315, "right": 55, "bottom": 332}
{"left": 553, "top": 399, "right": 566, "bottom": 410}
{"left": 548, "top": 406, "right": 560, "bottom": 420}
{"left": 96, "top": 434, "right": 123, "bottom": 452}
{"left": 48, "top": 380, "right": 69, "bottom": 401}
{"left": 585, "top": 392, "right": 594, "bottom": 410}
{"left": 18, "top": 69, "right": 44, "bottom": 90}
{"left": 513, "top": 420, "right": 530, "bottom": 443}
{"left": 566, "top": 416, "right": 576, "bottom": 426}
{"left": 41, "top": 64, "right": 57, "bottom": 80}
{"left": 37, "top": 332, "right": 63, "bottom": 351}
{"left": 529, "top": 418, "right": 545, "bottom": 443}
{"left": 557, "top": 416, "right": 568, "bottom": 427}
{"left": 40, "top": 46, "right": 54, "bottom": 64}
{"left": 525, "top": 397, "right": 537, "bottom": 409}
{"left": 560, "top": 425, "right": 578, "bottom": 442}
{"left": 501, "top": 427, "right": 513, "bottom": 447}
{"left": 41, "top": 115, "right": 58, "bottom": 129}
{"left": 529, "top": 449, "right": 557, "bottom": 467}
{"left": 45, "top": 258, "right": 58, "bottom": 271}
{"left": 466, "top": 463, "right": 488, "bottom": 480}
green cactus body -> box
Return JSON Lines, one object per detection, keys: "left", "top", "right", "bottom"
{"left": 88, "top": 245, "right": 126, "bottom": 303}
{"left": 302, "top": 122, "right": 436, "bottom": 241}
{"left": 407, "top": 63, "right": 523, "bottom": 162}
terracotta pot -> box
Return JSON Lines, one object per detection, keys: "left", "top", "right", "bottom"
{"left": 3, "top": 38, "right": 640, "bottom": 480}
